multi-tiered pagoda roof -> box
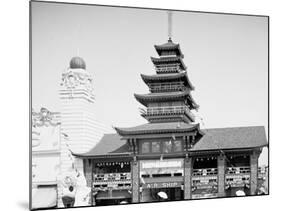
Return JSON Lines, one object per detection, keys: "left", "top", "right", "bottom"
{"left": 140, "top": 72, "right": 194, "bottom": 90}
{"left": 113, "top": 38, "right": 200, "bottom": 135}
{"left": 134, "top": 91, "right": 198, "bottom": 109}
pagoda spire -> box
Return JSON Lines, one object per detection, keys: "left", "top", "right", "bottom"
{"left": 168, "top": 11, "right": 173, "bottom": 40}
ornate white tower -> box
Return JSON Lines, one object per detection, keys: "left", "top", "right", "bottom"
{"left": 57, "top": 56, "right": 111, "bottom": 207}
{"left": 59, "top": 56, "right": 110, "bottom": 167}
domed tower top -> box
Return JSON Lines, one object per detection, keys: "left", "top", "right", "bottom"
{"left": 69, "top": 56, "right": 86, "bottom": 70}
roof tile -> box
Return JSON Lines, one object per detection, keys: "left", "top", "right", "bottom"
{"left": 190, "top": 126, "right": 268, "bottom": 151}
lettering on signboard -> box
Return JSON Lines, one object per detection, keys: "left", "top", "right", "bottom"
{"left": 143, "top": 182, "right": 182, "bottom": 189}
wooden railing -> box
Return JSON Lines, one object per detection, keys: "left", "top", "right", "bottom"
{"left": 225, "top": 166, "right": 250, "bottom": 174}
{"left": 192, "top": 168, "right": 218, "bottom": 176}
{"left": 225, "top": 166, "right": 250, "bottom": 187}
{"left": 155, "top": 64, "right": 180, "bottom": 73}
{"left": 149, "top": 82, "right": 185, "bottom": 92}
{"left": 93, "top": 172, "right": 131, "bottom": 184}
{"left": 191, "top": 168, "right": 218, "bottom": 191}
{"left": 140, "top": 106, "right": 194, "bottom": 119}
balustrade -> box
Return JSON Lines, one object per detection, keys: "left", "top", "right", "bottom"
{"left": 225, "top": 166, "right": 250, "bottom": 174}
{"left": 149, "top": 82, "right": 185, "bottom": 92}
{"left": 140, "top": 105, "right": 194, "bottom": 118}
{"left": 225, "top": 166, "right": 250, "bottom": 187}
{"left": 155, "top": 64, "right": 180, "bottom": 73}
{"left": 191, "top": 168, "right": 218, "bottom": 188}
{"left": 192, "top": 168, "right": 218, "bottom": 176}
{"left": 93, "top": 172, "right": 131, "bottom": 184}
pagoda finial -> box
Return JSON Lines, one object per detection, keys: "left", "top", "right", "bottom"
{"left": 167, "top": 11, "right": 173, "bottom": 41}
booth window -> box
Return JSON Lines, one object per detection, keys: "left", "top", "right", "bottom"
{"left": 142, "top": 142, "right": 150, "bottom": 153}
{"left": 151, "top": 141, "right": 161, "bottom": 153}
{"left": 163, "top": 141, "right": 172, "bottom": 153}
{"left": 173, "top": 140, "right": 182, "bottom": 152}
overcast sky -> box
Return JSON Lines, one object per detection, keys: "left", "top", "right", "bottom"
{"left": 31, "top": 2, "right": 268, "bottom": 164}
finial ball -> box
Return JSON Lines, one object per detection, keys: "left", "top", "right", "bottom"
{"left": 70, "top": 56, "right": 86, "bottom": 69}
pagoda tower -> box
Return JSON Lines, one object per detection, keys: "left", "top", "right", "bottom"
{"left": 114, "top": 12, "right": 204, "bottom": 202}
{"left": 136, "top": 38, "right": 199, "bottom": 124}
{"left": 115, "top": 37, "right": 203, "bottom": 202}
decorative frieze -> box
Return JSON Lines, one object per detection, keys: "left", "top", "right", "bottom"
{"left": 61, "top": 69, "right": 94, "bottom": 96}
{"left": 32, "top": 107, "right": 60, "bottom": 127}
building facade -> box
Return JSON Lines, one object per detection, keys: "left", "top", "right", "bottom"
{"left": 31, "top": 108, "right": 61, "bottom": 209}
{"left": 32, "top": 57, "right": 113, "bottom": 209}
{"left": 74, "top": 39, "right": 268, "bottom": 205}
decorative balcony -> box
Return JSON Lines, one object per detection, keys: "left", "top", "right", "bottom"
{"left": 192, "top": 168, "right": 218, "bottom": 176}
{"left": 93, "top": 173, "right": 131, "bottom": 187}
{"left": 192, "top": 168, "right": 218, "bottom": 191}
{"left": 225, "top": 166, "right": 250, "bottom": 188}
{"left": 192, "top": 168, "right": 218, "bottom": 195}
{"left": 225, "top": 166, "right": 250, "bottom": 174}
{"left": 140, "top": 106, "right": 195, "bottom": 120}
{"left": 155, "top": 64, "right": 181, "bottom": 73}
{"left": 149, "top": 82, "right": 186, "bottom": 93}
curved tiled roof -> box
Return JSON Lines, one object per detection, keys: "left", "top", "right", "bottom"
{"left": 115, "top": 122, "right": 200, "bottom": 136}
{"left": 154, "top": 39, "right": 183, "bottom": 57}
{"left": 141, "top": 71, "right": 194, "bottom": 90}
{"left": 151, "top": 56, "right": 186, "bottom": 70}
{"left": 189, "top": 126, "right": 268, "bottom": 152}
{"left": 73, "top": 126, "right": 268, "bottom": 158}
{"left": 134, "top": 91, "right": 199, "bottom": 109}
{"left": 73, "top": 133, "right": 130, "bottom": 157}
{"left": 155, "top": 41, "right": 179, "bottom": 49}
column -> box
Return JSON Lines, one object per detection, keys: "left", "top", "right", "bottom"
{"left": 91, "top": 160, "right": 95, "bottom": 206}
{"left": 250, "top": 151, "right": 259, "bottom": 195}
{"left": 83, "top": 159, "right": 92, "bottom": 187}
{"left": 217, "top": 154, "right": 226, "bottom": 197}
{"left": 131, "top": 158, "right": 139, "bottom": 203}
{"left": 184, "top": 156, "right": 192, "bottom": 199}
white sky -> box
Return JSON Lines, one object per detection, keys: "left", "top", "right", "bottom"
{"left": 31, "top": 2, "right": 268, "bottom": 165}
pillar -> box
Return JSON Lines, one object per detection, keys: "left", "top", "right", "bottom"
{"left": 184, "top": 156, "right": 192, "bottom": 199}
{"left": 83, "top": 159, "right": 92, "bottom": 187}
{"left": 131, "top": 159, "right": 139, "bottom": 203}
{"left": 217, "top": 154, "right": 226, "bottom": 197}
{"left": 250, "top": 151, "right": 259, "bottom": 195}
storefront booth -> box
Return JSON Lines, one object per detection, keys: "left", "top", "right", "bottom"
{"left": 139, "top": 159, "right": 184, "bottom": 202}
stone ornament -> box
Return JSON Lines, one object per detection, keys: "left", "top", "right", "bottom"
{"left": 32, "top": 107, "right": 60, "bottom": 127}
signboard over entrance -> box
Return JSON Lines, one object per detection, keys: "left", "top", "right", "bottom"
{"left": 141, "top": 159, "right": 183, "bottom": 169}
{"left": 142, "top": 182, "right": 182, "bottom": 189}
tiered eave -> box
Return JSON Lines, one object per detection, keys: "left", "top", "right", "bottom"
{"left": 140, "top": 72, "right": 195, "bottom": 90}
{"left": 134, "top": 91, "right": 199, "bottom": 110}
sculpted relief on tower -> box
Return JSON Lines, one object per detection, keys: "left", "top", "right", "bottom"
{"left": 60, "top": 57, "right": 94, "bottom": 97}
{"left": 61, "top": 69, "right": 94, "bottom": 94}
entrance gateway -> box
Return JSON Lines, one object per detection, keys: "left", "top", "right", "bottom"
{"left": 140, "top": 159, "right": 184, "bottom": 202}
